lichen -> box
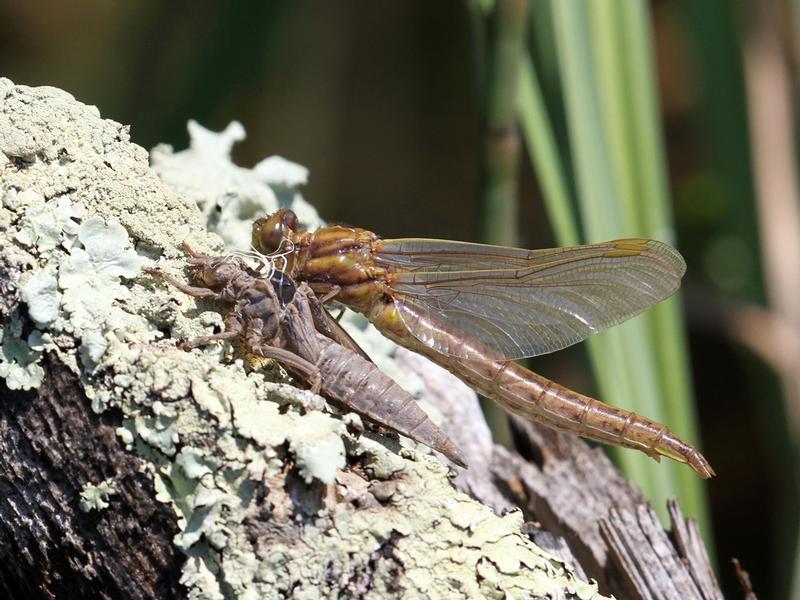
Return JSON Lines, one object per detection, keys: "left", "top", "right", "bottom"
{"left": 79, "top": 478, "right": 119, "bottom": 512}
{"left": 150, "top": 120, "right": 320, "bottom": 250}
{"left": 59, "top": 216, "right": 150, "bottom": 364}
{"left": 286, "top": 411, "right": 347, "bottom": 485}
{"left": 0, "top": 318, "right": 44, "bottom": 390}
{"left": 6, "top": 206, "right": 154, "bottom": 390}
{"left": 20, "top": 269, "right": 59, "bottom": 327}
{"left": 13, "top": 193, "right": 83, "bottom": 252}
{"left": 0, "top": 78, "right": 607, "bottom": 599}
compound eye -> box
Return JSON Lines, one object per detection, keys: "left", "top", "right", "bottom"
{"left": 252, "top": 208, "right": 299, "bottom": 252}
{"left": 282, "top": 208, "right": 299, "bottom": 231}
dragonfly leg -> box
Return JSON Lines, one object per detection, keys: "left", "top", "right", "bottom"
{"left": 299, "top": 287, "right": 373, "bottom": 362}
{"left": 180, "top": 241, "right": 203, "bottom": 257}
{"left": 180, "top": 314, "right": 243, "bottom": 350}
{"left": 318, "top": 285, "right": 341, "bottom": 305}
{"left": 145, "top": 266, "right": 222, "bottom": 300}
{"left": 316, "top": 285, "right": 346, "bottom": 320}
{"left": 252, "top": 344, "right": 322, "bottom": 394}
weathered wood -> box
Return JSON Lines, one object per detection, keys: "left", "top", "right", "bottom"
{"left": 667, "top": 500, "right": 723, "bottom": 599}
{"left": 600, "top": 502, "right": 722, "bottom": 600}
{"left": 732, "top": 558, "right": 758, "bottom": 600}
{"left": 503, "top": 420, "right": 723, "bottom": 598}
{"left": 0, "top": 355, "right": 183, "bottom": 599}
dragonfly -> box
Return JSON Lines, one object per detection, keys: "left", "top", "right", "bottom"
{"left": 251, "top": 208, "right": 714, "bottom": 478}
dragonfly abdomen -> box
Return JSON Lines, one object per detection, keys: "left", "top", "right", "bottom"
{"left": 503, "top": 363, "right": 713, "bottom": 477}
{"left": 373, "top": 303, "right": 713, "bottom": 478}
{"left": 475, "top": 359, "right": 715, "bottom": 478}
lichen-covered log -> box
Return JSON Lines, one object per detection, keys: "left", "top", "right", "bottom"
{"left": 0, "top": 80, "right": 604, "bottom": 598}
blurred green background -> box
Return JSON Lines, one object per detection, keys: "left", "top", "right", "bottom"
{"left": 3, "top": 1, "right": 799, "bottom": 597}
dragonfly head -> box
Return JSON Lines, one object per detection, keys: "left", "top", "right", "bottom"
{"left": 252, "top": 208, "right": 300, "bottom": 254}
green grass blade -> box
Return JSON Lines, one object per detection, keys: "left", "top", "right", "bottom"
{"left": 518, "top": 56, "right": 580, "bottom": 246}
{"left": 550, "top": 0, "right": 669, "bottom": 504}
{"left": 614, "top": 0, "right": 710, "bottom": 539}
{"left": 478, "top": 0, "right": 529, "bottom": 248}
{"left": 519, "top": 0, "right": 710, "bottom": 540}
{"left": 547, "top": 0, "right": 718, "bottom": 527}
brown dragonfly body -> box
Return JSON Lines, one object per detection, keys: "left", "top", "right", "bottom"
{"left": 253, "top": 209, "right": 714, "bottom": 478}
{"left": 147, "top": 245, "right": 465, "bottom": 466}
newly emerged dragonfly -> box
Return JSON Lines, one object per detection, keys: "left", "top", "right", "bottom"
{"left": 252, "top": 209, "right": 714, "bottom": 478}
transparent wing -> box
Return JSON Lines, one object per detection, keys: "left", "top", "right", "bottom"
{"left": 374, "top": 238, "right": 686, "bottom": 359}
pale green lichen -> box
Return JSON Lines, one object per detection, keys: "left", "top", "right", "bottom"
{"left": 255, "top": 155, "right": 309, "bottom": 188}
{"left": 61, "top": 216, "right": 143, "bottom": 289}
{"left": 287, "top": 411, "right": 346, "bottom": 485}
{"left": 79, "top": 478, "right": 119, "bottom": 512}
{"left": 20, "top": 269, "right": 60, "bottom": 327}
{"left": 0, "top": 319, "right": 44, "bottom": 390}
{"left": 6, "top": 209, "right": 154, "bottom": 391}
{"left": 59, "top": 216, "right": 146, "bottom": 333}
{"left": 150, "top": 120, "right": 321, "bottom": 250}
{"left": 135, "top": 401, "right": 181, "bottom": 456}
{"left": 255, "top": 445, "right": 600, "bottom": 599}
{"left": 0, "top": 79, "right": 607, "bottom": 599}
{"left": 180, "top": 556, "right": 225, "bottom": 600}
{"left": 12, "top": 193, "right": 83, "bottom": 252}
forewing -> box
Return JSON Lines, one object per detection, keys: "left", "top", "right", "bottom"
{"left": 375, "top": 238, "right": 685, "bottom": 359}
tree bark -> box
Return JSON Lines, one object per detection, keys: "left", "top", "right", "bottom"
{"left": 0, "top": 355, "right": 183, "bottom": 599}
